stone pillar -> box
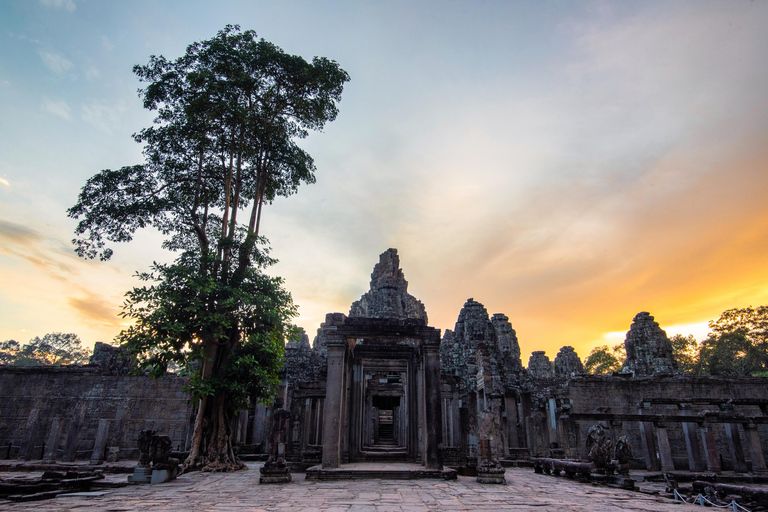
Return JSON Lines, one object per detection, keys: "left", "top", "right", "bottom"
{"left": 321, "top": 333, "right": 347, "bottom": 469}
{"left": 638, "top": 404, "right": 660, "bottom": 470}
{"left": 423, "top": 339, "right": 443, "bottom": 470}
{"left": 19, "top": 409, "right": 40, "bottom": 461}
{"left": 678, "top": 404, "right": 705, "bottom": 471}
{"left": 743, "top": 422, "right": 767, "bottom": 475}
{"left": 252, "top": 403, "right": 267, "bottom": 449}
{"left": 63, "top": 402, "right": 88, "bottom": 462}
{"left": 725, "top": 423, "right": 748, "bottom": 472}
{"left": 655, "top": 422, "right": 675, "bottom": 472}
{"left": 546, "top": 398, "right": 558, "bottom": 449}
{"left": 43, "top": 418, "right": 63, "bottom": 463}
{"left": 698, "top": 424, "right": 721, "bottom": 473}
{"left": 107, "top": 404, "right": 127, "bottom": 462}
{"left": 505, "top": 396, "right": 519, "bottom": 450}
{"left": 89, "top": 419, "right": 110, "bottom": 465}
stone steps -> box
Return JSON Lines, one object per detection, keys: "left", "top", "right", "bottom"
{"left": 305, "top": 465, "right": 457, "bottom": 481}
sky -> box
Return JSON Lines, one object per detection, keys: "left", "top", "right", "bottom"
{"left": 1, "top": 0, "right": 768, "bottom": 363}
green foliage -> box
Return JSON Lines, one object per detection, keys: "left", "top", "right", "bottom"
{"left": 584, "top": 343, "right": 625, "bottom": 374}
{"left": 67, "top": 25, "right": 347, "bottom": 470}
{"left": 117, "top": 250, "right": 296, "bottom": 409}
{"left": 669, "top": 334, "right": 699, "bottom": 374}
{"left": 698, "top": 306, "right": 768, "bottom": 376}
{"left": 0, "top": 333, "right": 90, "bottom": 366}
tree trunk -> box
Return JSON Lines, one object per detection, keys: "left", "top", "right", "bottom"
{"left": 182, "top": 340, "right": 247, "bottom": 473}
{"left": 182, "top": 391, "right": 246, "bottom": 473}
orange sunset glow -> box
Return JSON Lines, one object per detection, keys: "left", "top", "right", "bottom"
{"left": 2, "top": 1, "right": 768, "bottom": 364}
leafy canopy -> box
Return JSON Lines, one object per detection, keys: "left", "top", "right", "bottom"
{"left": 0, "top": 333, "right": 90, "bottom": 366}
{"left": 67, "top": 26, "right": 349, "bottom": 471}
{"left": 697, "top": 306, "right": 768, "bottom": 376}
{"left": 584, "top": 344, "right": 625, "bottom": 375}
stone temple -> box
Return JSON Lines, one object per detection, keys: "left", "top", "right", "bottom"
{"left": 2, "top": 248, "right": 768, "bottom": 478}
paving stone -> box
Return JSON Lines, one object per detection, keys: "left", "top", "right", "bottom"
{"left": 0, "top": 465, "right": 698, "bottom": 511}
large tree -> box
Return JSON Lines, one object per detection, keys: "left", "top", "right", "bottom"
{"left": 68, "top": 26, "right": 349, "bottom": 472}
{"left": 0, "top": 333, "right": 90, "bottom": 366}
{"left": 584, "top": 343, "right": 625, "bottom": 374}
{"left": 697, "top": 306, "right": 768, "bottom": 376}
{"left": 669, "top": 334, "right": 699, "bottom": 374}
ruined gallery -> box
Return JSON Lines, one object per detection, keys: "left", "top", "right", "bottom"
{"left": 2, "top": 249, "right": 767, "bottom": 478}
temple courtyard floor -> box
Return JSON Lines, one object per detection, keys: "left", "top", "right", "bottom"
{"left": 1, "top": 462, "right": 702, "bottom": 511}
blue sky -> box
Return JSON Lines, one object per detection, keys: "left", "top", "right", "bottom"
{"left": 2, "top": 0, "right": 768, "bottom": 361}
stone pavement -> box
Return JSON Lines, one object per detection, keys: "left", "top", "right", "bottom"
{"left": 0, "top": 463, "right": 694, "bottom": 512}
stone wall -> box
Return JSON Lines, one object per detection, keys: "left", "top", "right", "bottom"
{"left": 0, "top": 365, "right": 193, "bottom": 461}
{"left": 559, "top": 375, "right": 768, "bottom": 471}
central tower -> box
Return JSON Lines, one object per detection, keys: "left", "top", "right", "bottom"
{"left": 320, "top": 249, "right": 443, "bottom": 470}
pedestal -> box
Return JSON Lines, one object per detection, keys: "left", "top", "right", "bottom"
{"left": 259, "top": 463, "right": 292, "bottom": 484}
{"left": 150, "top": 466, "right": 179, "bottom": 484}
{"left": 476, "top": 440, "right": 506, "bottom": 484}
{"left": 128, "top": 467, "right": 152, "bottom": 483}
{"left": 476, "top": 461, "right": 506, "bottom": 484}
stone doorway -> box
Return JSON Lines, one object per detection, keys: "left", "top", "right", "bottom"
{"left": 372, "top": 395, "right": 399, "bottom": 446}
{"left": 353, "top": 354, "right": 413, "bottom": 462}
{"left": 320, "top": 315, "right": 443, "bottom": 470}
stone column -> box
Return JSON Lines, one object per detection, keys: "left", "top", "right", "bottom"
{"left": 505, "top": 396, "right": 519, "bottom": 450}
{"left": 107, "top": 404, "right": 127, "bottom": 462}
{"left": 655, "top": 421, "right": 675, "bottom": 472}
{"left": 743, "top": 422, "right": 767, "bottom": 475}
{"left": 723, "top": 423, "right": 747, "bottom": 472}
{"left": 546, "top": 398, "right": 558, "bottom": 450}
{"left": 90, "top": 419, "right": 110, "bottom": 465}
{"left": 63, "top": 402, "right": 88, "bottom": 462}
{"left": 638, "top": 403, "right": 660, "bottom": 470}
{"left": 423, "top": 339, "right": 443, "bottom": 470}
{"left": 43, "top": 418, "right": 63, "bottom": 463}
{"left": 698, "top": 423, "right": 721, "bottom": 473}
{"left": 678, "top": 404, "right": 705, "bottom": 471}
{"left": 321, "top": 333, "right": 347, "bottom": 469}
{"left": 252, "top": 403, "right": 267, "bottom": 449}
{"left": 19, "top": 409, "right": 40, "bottom": 461}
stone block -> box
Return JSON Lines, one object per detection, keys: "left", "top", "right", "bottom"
{"left": 150, "top": 466, "right": 179, "bottom": 484}
{"left": 128, "top": 467, "right": 152, "bottom": 483}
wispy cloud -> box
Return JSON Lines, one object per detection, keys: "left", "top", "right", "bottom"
{"left": 81, "top": 100, "right": 127, "bottom": 133}
{"left": 0, "top": 219, "right": 43, "bottom": 244}
{"left": 38, "top": 49, "right": 73, "bottom": 74}
{"left": 68, "top": 293, "right": 122, "bottom": 328}
{"left": 101, "top": 36, "right": 114, "bottom": 52}
{"left": 39, "top": 0, "right": 76, "bottom": 12}
{"left": 41, "top": 97, "right": 72, "bottom": 120}
{"left": 85, "top": 67, "right": 100, "bottom": 80}
{"left": 0, "top": 177, "right": 9, "bottom": 187}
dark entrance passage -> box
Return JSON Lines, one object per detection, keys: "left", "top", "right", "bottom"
{"left": 321, "top": 316, "right": 443, "bottom": 470}
{"left": 372, "top": 395, "right": 400, "bottom": 445}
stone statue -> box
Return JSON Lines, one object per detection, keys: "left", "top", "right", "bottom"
{"left": 137, "top": 429, "right": 155, "bottom": 468}
{"left": 476, "top": 409, "right": 506, "bottom": 484}
{"left": 614, "top": 435, "right": 633, "bottom": 476}
{"left": 267, "top": 398, "right": 292, "bottom": 465}
{"left": 614, "top": 435, "right": 633, "bottom": 465}
{"left": 586, "top": 424, "right": 612, "bottom": 471}
{"left": 260, "top": 398, "right": 293, "bottom": 483}
{"left": 150, "top": 434, "right": 179, "bottom": 470}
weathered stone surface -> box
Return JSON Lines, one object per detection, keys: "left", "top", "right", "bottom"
{"left": 491, "top": 313, "right": 522, "bottom": 372}
{"left": 527, "top": 351, "right": 554, "bottom": 380}
{"left": 284, "top": 328, "right": 314, "bottom": 384}
{"left": 349, "top": 248, "right": 428, "bottom": 323}
{"left": 0, "top": 366, "right": 192, "bottom": 461}
{"left": 89, "top": 342, "right": 134, "bottom": 376}
{"left": 441, "top": 299, "right": 521, "bottom": 395}
{"left": 554, "top": 346, "right": 584, "bottom": 377}
{"left": 621, "top": 312, "right": 678, "bottom": 376}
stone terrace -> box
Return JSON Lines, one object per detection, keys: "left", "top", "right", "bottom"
{"left": 0, "top": 464, "right": 696, "bottom": 511}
